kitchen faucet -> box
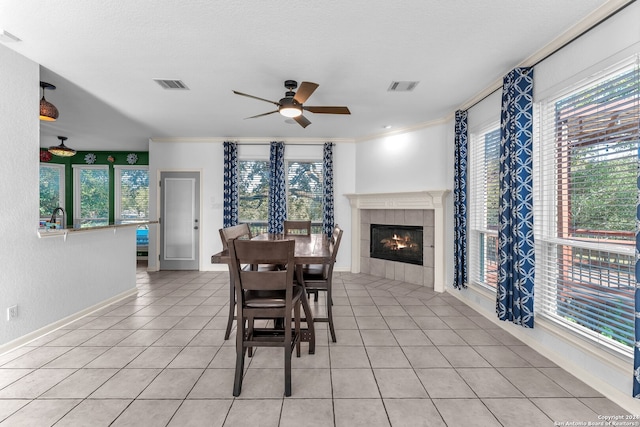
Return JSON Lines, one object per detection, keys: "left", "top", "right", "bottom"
{"left": 50, "top": 207, "right": 66, "bottom": 229}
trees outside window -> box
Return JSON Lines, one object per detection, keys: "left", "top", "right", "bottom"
{"left": 39, "top": 164, "right": 64, "bottom": 221}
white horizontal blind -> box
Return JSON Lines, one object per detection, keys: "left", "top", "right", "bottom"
{"left": 115, "top": 166, "right": 149, "bottom": 222}
{"left": 469, "top": 125, "right": 500, "bottom": 290}
{"left": 286, "top": 161, "right": 323, "bottom": 226}
{"left": 536, "top": 55, "right": 639, "bottom": 352}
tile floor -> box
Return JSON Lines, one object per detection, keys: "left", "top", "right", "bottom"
{"left": 0, "top": 266, "right": 632, "bottom": 426}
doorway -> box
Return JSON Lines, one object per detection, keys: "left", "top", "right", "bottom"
{"left": 159, "top": 171, "right": 200, "bottom": 270}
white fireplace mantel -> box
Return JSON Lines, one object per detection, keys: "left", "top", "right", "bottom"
{"left": 345, "top": 190, "right": 450, "bottom": 293}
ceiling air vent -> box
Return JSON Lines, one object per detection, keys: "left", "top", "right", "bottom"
{"left": 153, "top": 79, "right": 189, "bottom": 90}
{"left": 388, "top": 81, "right": 419, "bottom": 92}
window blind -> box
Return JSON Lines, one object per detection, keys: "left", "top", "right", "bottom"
{"left": 117, "top": 167, "right": 149, "bottom": 221}
{"left": 286, "top": 161, "right": 323, "bottom": 223}
{"left": 536, "top": 55, "right": 639, "bottom": 352}
{"left": 469, "top": 125, "right": 500, "bottom": 289}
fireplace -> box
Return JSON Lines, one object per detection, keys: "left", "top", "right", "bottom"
{"left": 370, "top": 224, "right": 423, "bottom": 266}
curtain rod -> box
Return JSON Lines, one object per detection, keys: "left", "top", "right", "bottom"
{"left": 230, "top": 142, "right": 330, "bottom": 146}
{"left": 463, "top": 0, "right": 636, "bottom": 111}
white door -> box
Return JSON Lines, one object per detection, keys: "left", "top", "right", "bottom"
{"left": 160, "top": 171, "right": 200, "bottom": 270}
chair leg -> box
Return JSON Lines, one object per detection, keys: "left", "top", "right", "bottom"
{"left": 294, "top": 301, "right": 301, "bottom": 357}
{"left": 247, "top": 317, "right": 254, "bottom": 357}
{"left": 327, "top": 288, "right": 337, "bottom": 342}
{"left": 233, "top": 318, "right": 246, "bottom": 396}
{"left": 314, "top": 291, "right": 318, "bottom": 302}
{"left": 225, "top": 278, "right": 235, "bottom": 340}
{"left": 299, "top": 288, "right": 315, "bottom": 354}
{"left": 284, "top": 343, "right": 292, "bottom": 397}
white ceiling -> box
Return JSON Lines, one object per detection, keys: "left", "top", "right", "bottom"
{"left": 0, "top": 0, "right": 620, "bottom": 151}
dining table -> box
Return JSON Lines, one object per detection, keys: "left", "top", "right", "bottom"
{"left": 211, "top": 232, "right": 332, "bottom": 354}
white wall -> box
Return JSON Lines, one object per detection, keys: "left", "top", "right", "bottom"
{"left": 0, "top": 45, "right": 136, "bottom": 347}
{"left": 148, "top": 140, "right": 356, "bottom": 272}
{"left": 355, "top": 124, "right": 450, "bottom": 193}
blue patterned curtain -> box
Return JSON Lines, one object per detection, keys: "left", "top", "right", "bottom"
{"left": 322, "top": 142, "right": 335, "bottom": 237}
{"left": 496, "top": 67, "right": 535, "bottom": 328}
{"left": 453, "top": 110, "right": 468, "bottom": 289}
{"left": 223, "top": 141, "right": 238, "bottom": 228}
{"left": 268, "top": 141, "right": 286, "bottom": 234}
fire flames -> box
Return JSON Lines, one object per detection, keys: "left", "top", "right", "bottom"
{"left": 380, "top": 233, "right": 419, "bottom": 251}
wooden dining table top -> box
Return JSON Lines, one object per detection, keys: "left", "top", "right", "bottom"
{"left": 211, "top": 232, "right": 332, "bottom": 265}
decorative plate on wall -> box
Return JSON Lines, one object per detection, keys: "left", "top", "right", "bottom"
{"left": 84, "top": 153, "right": 96, "bottom": 164}
{"left": 126, "top": 153, "right": 138, "bottom": 165}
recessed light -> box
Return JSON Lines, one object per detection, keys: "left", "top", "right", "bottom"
{"left": 383, "top": 125, "right": 392, "bottom": 129}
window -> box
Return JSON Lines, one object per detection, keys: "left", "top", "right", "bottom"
{"left": 115, "top": 166, "right": 149, "bottom": 222}
{"left": 39, "top": 164, "right": 65, "bottom": 222}
{"left": 73, "top": 165, "right": 109, "bottom": 227}
{"left": 469, "top": 125, "right": 500, "bottom": 290}
{"left": 238, "top": 159, "right": 324, "bottom": 234}
{"left": 115, "top": 166, "right": 149, "bottom": 248}
{"left": 238, "top": 160, "right": 269, "bottom": 235}
{"left": 287, "top": 160, "right": 323, "bottom": 232}
{"left": 536, "top": 57, "right": 639, "bottom": 353}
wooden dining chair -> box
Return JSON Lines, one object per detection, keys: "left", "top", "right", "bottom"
{"left": 297, "top": 225, "right": 343, "bottom": 342}
{"left": 283, "top": 220, "right": 312, "bottom": 235}
{"left": 228, "top": 238, "right": 302, "bottom": 397}
{"left": 219, "top": 223, "right": 277, "bottom": 340}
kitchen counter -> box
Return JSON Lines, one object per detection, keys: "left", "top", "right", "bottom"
{"left": 37, "top": 220, "right": 157, "bottom": 239}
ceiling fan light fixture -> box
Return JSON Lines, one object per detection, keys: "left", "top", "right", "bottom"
{"left": 279, "top": 105, "right": 302, "bottom": 118}
{"left": 48, "top": 136, "right": 76, "bottom": 157}
{"left": 39, "top": 81, "right": 59, "bottom": 121}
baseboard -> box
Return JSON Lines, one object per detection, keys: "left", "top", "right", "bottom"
{"left": 0, "top": 287, "right": 137, "bottom": 356}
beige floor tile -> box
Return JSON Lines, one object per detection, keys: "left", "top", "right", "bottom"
{"left": 384, "top": 398, "right": 445, "bottom": 427}
{"left": 42, "top": 346, "right": 108, "bottom": 368}
{"left": 127, "top": 346, "right": 182, "bottom": 368}
{"left": 41, "top": 368, "right": 117, "bottom": 398}
{"left": 223, "top": 399, "right": 282, "bottom": 427}
{"left": 433, "top": 398, "right": 502, "bottom": 427}
{"left": 167, "top": 346, "right": 217, "bottom": 368}
{"left": 111, "top": 399, "right": 181, "bottom": 427}
{"left": 55, "top": 399, "right": 131, "bottom": 427}
{"left": 334, "top": 399, "right": 390, "bottom": 427}
{"left": 90, "top": 368, "right": 161, "bottom": 398}
{"left": 331, "top": 368, "right": 380, "bottom": 398}
{"left": 85, "top": 346, "right": 145, "bottom": 368}
{"left": 482, "top": 398, "right": 554, "bottom": 427}
{"left": 0, "top": 399, "right": 30, "bottom": 422}
{"left": 415, "top": 368, "right": 476, "bottom": 398}
{"left": 392, "top": 330, "right": 432, "bottom": 346}
{"left": 366, "top": 347, "right": 411, "bottom": 368}
{"left": 188, "top": 368, "right": 236, "bottom": 398}
{"left": 456, "top": 367, "right": 524, "bottom": 398}
{"left": 330, "top": 346, "right": 370, "bottom": 368}
{"left": 138, "top": 368, "right": 203, "bottom": 399}
{"left": 280, "top": 399, "right": 334, "bottom": 427}
{"left": 360, "top": 330, "right": 398, "bottom": 346}
{"left": 167, "top": 399, "right": 232, "bottom": 427}
{"left": 0, "top": 368, "right": 76, "bottom": 399}
{"left": 0, "top": 398, "right": 81, "bottom": 426}
{"left": 373, "top": 368, "right": 428, "bottom": 398}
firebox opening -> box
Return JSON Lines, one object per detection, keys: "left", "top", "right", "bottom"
{"left": 370, "top": 224, "right": 423, "bottom": 266}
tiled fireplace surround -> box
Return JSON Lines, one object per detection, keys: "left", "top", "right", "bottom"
{"left": 346, "top": 191, "right": 449, "bottom": 292}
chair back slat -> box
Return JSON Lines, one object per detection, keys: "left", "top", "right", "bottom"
{"left": 283, "top": 220, "right": 311, "bottom": 235}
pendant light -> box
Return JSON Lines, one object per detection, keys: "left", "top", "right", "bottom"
{"left": 48, "top": 136, "right": 76, "bottom": 157}
{"left": 39, "top": 81, "right": 59, "bottom": 121}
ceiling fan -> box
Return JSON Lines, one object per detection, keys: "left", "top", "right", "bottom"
{"left": 232, "top": 80, "right": 350, "bottom": 128}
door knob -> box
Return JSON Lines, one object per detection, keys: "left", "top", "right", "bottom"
{"left": 194, "top": 226, "right": 199, "bottom": 230}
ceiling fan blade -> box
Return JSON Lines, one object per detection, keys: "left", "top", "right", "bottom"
{"left": 245, "top": 110, "right": 279, "bottom": 119}
{"left": 293, "top": 82, "right": 319, "bottom": 104}
{"left": 304, "top": 106, "right": 351, "bottom": 115}
{"left": 232, "top": 90, "right": 281, "bottom": 106}
{"left": 294, "top": 114, "right": 311, "bottom": 128}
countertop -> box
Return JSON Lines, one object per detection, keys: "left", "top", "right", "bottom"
{"left": 37, "top": 220, "right": 158, "bottom": 238}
